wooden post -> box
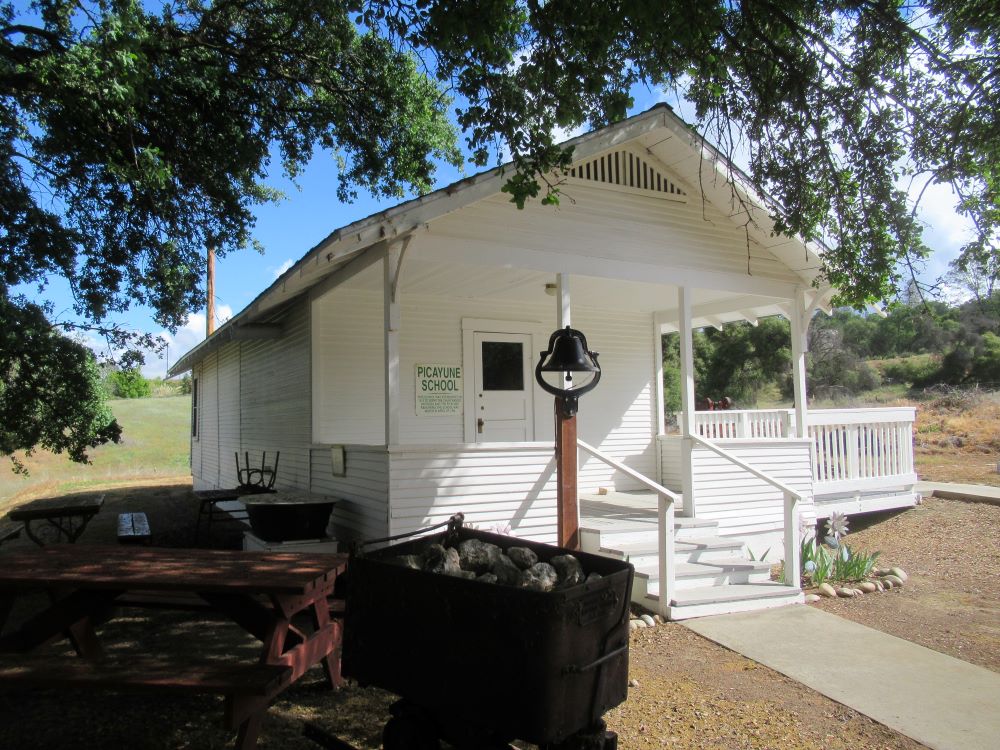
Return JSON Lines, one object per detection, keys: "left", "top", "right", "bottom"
{"left": 206, "top": 247, "right": 216, "bottom": 337}
{"left": 555, "top": 401, "right": 579, "bottom": 549}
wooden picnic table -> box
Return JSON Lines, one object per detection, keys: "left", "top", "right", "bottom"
{"left": 7, "top": 493, "right": 105, "bottom": 545}
{"left": 0, "top": 545, "right": 349, "bottom": 749}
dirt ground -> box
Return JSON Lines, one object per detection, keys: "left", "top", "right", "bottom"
{"left": 0, "top": 483, "right": 994, "bottom": 749}
{"left": 808, "top": 496, "right": 1000, "bottom": 673}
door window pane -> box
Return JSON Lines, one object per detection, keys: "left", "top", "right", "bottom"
{"left": 481, "top": 342, "right": 524, "bottom": 390}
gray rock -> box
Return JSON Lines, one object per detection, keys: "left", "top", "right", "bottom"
{"left": 836, "top": 587, "right": 856, "bottom": 598}
{"left": 448, "top": 569, "right": 476, "bottom": 580}
{"left": 875, "top": 580, "right": 885, "bottom": 591}
{"left": 391, "top": 554, "right": 423, "bottom": 570}
{"left": 629, "top": 620, "right": 640, "bottom": 631}
{"left": 639, "top": 614, "right": 656, "bottom": 627}
{"left": 628, "top": 679, "right": 640, "bottom": 688}
{"left": 882, "top": 578, "right": 895, "bottom": 589}
{"left": 889, "top": 567, "right": 908, "bottom": 582}
{"left": 633, "top": 618, "right": 649, "bottom": 629}
{"left": 586, "top": 572, "right": 603, "bottom": 584}
{"left": 457, "top": 538, "right": 501, "bottom": 574}
{"left": 804, "top": 594, "right": 821, "bottom": 603}
{"left": 884, "top": 574, "right": 904, "bottom": 587}
{"left": 491, "top": 553, "right": 523, "bottom": 586}
{"left": 520, "top": 562, "right": 559, "bottom": 592}
{"left": 858, "top": 581, "right": 877, "bottom": 593}
{"left": 476, "top": 573, "right": 498, "bottom": 584}
{"left": 818, "top": 582, "right": 838, "bottom": 598}
{"left": 423, "top": 544, "right": 462, "bottom": 576}
{"left": 550, "top": 554, "right": 585, "bottom": 588}
{"left": 507, "top": 546, "right": 538, "bottom": 570}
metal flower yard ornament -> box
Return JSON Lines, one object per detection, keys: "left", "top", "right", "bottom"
{"left": 825, "top": 511, "right": 849, "bottom": 545}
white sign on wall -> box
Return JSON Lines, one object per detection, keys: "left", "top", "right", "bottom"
{"left": 415, "top": 364, "right": 463, "bottom": 416}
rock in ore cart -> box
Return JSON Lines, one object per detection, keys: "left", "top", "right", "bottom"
{"left": 342, "top": 514, "right": 634, "bottom": 750}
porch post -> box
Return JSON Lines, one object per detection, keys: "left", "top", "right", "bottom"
{"left": 557, "top": 273, "right": 571, "bottom": 328}
{"left": 653, "top": 313, "right": 666, "bottom": 437}
{"left": 554, "top": 273, "right": 579, "bottom": 548}
{"left": 384, "top": 240, "right": 407, "bottom": 446}
{"left": 790, "top": 288, "right": 809, "bottom": 439}
{"left": 678, "top": 285, "right": 696, "bottom": 517}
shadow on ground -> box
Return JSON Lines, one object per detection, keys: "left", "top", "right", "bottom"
{"left": 0, "top": 482, "right": 393, "bottom": 750}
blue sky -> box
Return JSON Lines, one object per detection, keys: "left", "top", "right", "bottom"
{"left": 19, "top": 85, "right": 973, "bottom": 378}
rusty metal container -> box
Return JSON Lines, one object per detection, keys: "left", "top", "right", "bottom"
{"left": 342, "top": 524, "right": 633, "bottom": 747}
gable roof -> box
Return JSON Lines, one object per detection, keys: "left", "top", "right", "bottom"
{"left": 169, "top": 104, "right": 826, "bottom": 376}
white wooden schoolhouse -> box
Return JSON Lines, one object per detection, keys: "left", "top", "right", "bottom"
{"left": 170, "top": 105, "right": 918, "bottom": 619}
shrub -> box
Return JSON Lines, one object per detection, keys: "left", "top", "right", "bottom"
{"left": 881, "top": 356, "right": 940, "bottom": 386}
{"left": 106, "top": 368, "right": 152, "bottom": 398}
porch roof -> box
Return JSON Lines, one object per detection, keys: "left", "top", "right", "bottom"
{"left": 169, "top": 104, "right": 831, "bottom": 376}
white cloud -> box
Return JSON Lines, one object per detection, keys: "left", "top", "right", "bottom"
{"left": 910, "top": 179, "right": 975, "bottom": 282}
{"left": 145, "top": 304, "right": 234, "bottom": 378}
{"left": 271, "top": 258, "right": 294, "bottom": 279}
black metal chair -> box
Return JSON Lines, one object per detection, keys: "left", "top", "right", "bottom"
{"left": 236, "top": 451, "right": 280, "bottom": 491}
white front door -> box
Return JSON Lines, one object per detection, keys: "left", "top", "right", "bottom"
{"left": 473, "top": 332, "right": 534, "bottom": 442}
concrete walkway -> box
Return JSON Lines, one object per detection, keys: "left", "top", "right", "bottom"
{"left": 685, "top": 606, "right": 1000, "bottom": 750}
{"left": 917, "top": 480, "right": 1000, "bottom": 506}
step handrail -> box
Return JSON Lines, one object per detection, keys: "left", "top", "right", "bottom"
{"left": 577, "top": 441, "right": 682, "bottom": 503}
{"left": 688, "top": 434, "right": 802, "bottom": 589}
{"left": 688, "top": 434, "right": 803, "bottom": 501}
{"left": 578, "top": 440, "right": 676, "bottom": 617}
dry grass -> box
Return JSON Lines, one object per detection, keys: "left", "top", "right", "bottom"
{"left": 913, "top": 390, "right": 1000, "bottom": 486}
{"left": 0, "top": 396, "right": 191, "bottom": 511}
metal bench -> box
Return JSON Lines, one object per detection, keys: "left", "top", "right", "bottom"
{"left": 0, "top": 654, "right": 291, "bottom": 749}
{"left": 117, "top": 512, "right": 151, "bottom": 544}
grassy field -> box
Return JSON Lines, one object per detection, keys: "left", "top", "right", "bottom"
{"left": 0, "top": 395, "right": 191, "bottom": 512}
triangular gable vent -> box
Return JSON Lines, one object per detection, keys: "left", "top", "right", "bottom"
{"left": 567, "top": 149, "right": 687, "bottom": 200}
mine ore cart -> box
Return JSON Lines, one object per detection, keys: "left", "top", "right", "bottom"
{"left": 342, "top": 515, "right": 634, "bottom": 750}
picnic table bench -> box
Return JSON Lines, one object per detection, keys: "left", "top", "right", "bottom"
{"left": 0, "top": 523, "right": 20, "bottom": 546}
{"left": 7, "top": 493, "right": 104, "bottom": 545}
{"left": 0, "top": 654, "right": 292, "bottom": 745}
{"left": 0, "top": 545, "right": 348, "bottom": 749}
{"left": 117, "top": 511, "right": 151, "bottom": 544}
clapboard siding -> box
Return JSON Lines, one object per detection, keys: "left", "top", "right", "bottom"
{"left": 198, "top": 353, "right": 220, "bottom": 486}
{"left": 312, "top": 289, "right": 385, "bottom": 445}
{"left": 217, "top": 345, "right": 241, "bottom": 488}
{"left": 190, "top": 302, "right": 311, "bottom": 492}
{"left": 427, "top": 185, "right": 801, "bottom": 284}
{"left": 310, "top": 445, "right": 389, "bottom": 542}
{"left": 690, "top": 440, "right": 814, "bottom": 536}
{"left": 387, "top": 446, "right": 558, "bottom": 544}
{"left": 658, "top": 436, "right": 683, "bottom": 491}
{"left": 240, "top": 303, "right": 311, "bottom": 488}
{"left": 312, "top": 288, "right": 658, "bottom": 493}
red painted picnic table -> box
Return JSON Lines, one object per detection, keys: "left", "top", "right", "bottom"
{"left": 0, "top": 545, "right": 348, "bottom": 749}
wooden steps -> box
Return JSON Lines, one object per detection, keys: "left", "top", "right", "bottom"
{"left": 581, "top": 498, "right": 802, "bottom": 620}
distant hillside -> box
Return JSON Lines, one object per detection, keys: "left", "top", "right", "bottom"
{"left": 0, "top": 395, "right": 191, "bottom": 508}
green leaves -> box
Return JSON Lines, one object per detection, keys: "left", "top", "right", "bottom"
{"left": 0, "top": 293, "right": 121, "bottom": 473}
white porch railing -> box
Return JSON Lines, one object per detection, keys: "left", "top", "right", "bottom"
{"left": 689, "top": 407, "right": 917, "bottom": 492}
{"left": 807, "top": 408, "right": 917, "bottom": 492}
{"left": 578, "top": 440, "right": 681, "bottom": 619}
{"left": 691, "top": 409, "right": 793, "bottom": 439}
{"left": 688, "top": 434, "right": 802, "bottom": 590}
